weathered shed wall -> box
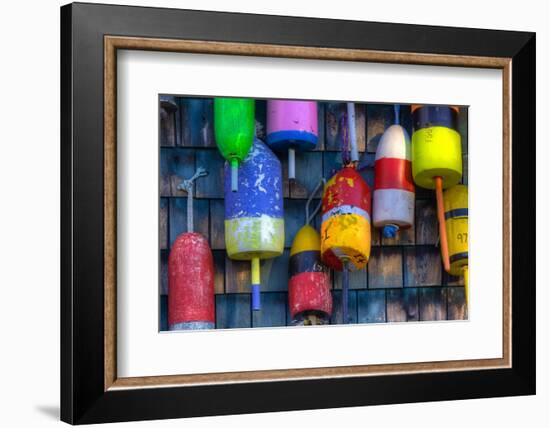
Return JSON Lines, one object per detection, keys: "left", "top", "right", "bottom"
{"left": 159, "top": 97, "right": 468, "bottom": 330}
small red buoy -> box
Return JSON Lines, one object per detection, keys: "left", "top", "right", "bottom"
{"left": 168, "top": 168, "right": 215, "bottom": 330}
{"left": 168, "top": 233, "right": 215, "bottom": 329}
{"left": 288, "top": 180, "right": 332, "bottom": 325}
{"left": 289, "top": 226, "right": 332, "bottom": 325}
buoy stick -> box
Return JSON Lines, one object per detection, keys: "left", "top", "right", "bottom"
{"left": 342, "top": 260, "right": 350, "bottom": 324}
{"left": 463, "top": 266, "right": 469, "bottom": 306}
{"left": 230, "top": 158, "right": 239, "bottom": 192}
{"left": 347, "top": 102, "right": 359, "bottom": 163}
{"left": 434, "top": 176, "right": 451, "bottom": 272}
{"left": 251, "top": 257, "right": 261, "bottom": 311}
{"left": 187, "top": 183, "right": 194, "bottom": 233}
{"left": 288, "top": 147, "right": 296, "bottom": 180}
{"left": 394, "top": 104, "right": 400, "bottom": 125}
{"left": 305, "top": 178, "right": 326, "bottom": 225}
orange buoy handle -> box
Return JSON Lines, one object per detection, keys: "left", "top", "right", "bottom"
{"left": 434, "top": 176, "right": 451, "bottom": 273}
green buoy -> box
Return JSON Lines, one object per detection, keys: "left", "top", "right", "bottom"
{"left": 214, "top": 97, "right": 255, "bottom": 192}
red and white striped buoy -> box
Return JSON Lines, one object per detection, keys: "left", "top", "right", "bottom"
{"left": 373, "top": 107, "right": 415, "bottom": 238}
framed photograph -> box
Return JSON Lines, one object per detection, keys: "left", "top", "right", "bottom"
{"left": 61, "top": 2, "right": 535, "bottom": 424}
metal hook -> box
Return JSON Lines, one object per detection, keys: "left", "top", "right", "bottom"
{"left": 178, "top": 167, "right": 208, "bottom": 193}
{"left": 305, "top": 178, "right": 326, "bottom": 225}
{"left": 177, "top": 167, "right": 208, "bottom": 233}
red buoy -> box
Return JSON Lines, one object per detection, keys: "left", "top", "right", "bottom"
{"left": 288, "top": 226, "right": 332, "bottom": 325}
{"left": 288, "top": 180, "right": 332, "bottom": 325}
{"left": 168, "top": 233, "right": 215, "bottom": 329}
{"left": 320, "top": 103, "right": 371, "bottom": 324}
{"left": 168, "top": 168, "right": 215, "bottom": 330}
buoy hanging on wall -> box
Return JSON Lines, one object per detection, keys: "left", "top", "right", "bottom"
{"left": 320, "top": 167, "right": 372, "bottom": 271}
{"left": 214, "top": 97, "right": 255, "bottom": 192}
{"left": 266, "top": 100, "right": 318, "bottom": 180}
{"left": 373, "top": 105, "right": 415, "bottom": 238}
{"left": 288, "top": 179, "right": 332, "bottom": 325}
{"left": 224, "top": 138, "right": 285, "bottom": 311}
{"left": 444, "top": 184, "right": 469, "bottom": 304}
{"left": 412, "top": 105, "right": 462, "bottom": 272}
{"left": 168, "top": 168, "right": 215, "bottom": 330}
{"left": 320, "top": 103, "right": 371, "bottom": 323}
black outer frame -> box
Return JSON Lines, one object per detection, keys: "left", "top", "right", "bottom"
{"left": 60, "top": 2, "right": 535, "bottom": 424}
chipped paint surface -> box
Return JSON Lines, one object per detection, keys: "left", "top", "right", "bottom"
{"left": 224, "top": 138, "right": 284, "bottom": 220}
{"left": 288, "top": 225, "right": 332, "bottom": 321}
{"left": 344, "top": 177, "right": 354, "bottom": 188}
{"left": 266, "top": 100, "right": 318, "bottom": 152}
{"left": 288, "top": 272, "right": 332, "bottom": 320}
{"left": 373, "top": 124, "right": 415, "bottom": 230}
{"left": 373, "top": 189, "right": 414, "bottom": 228}
{"left": 321, "top": 215, "right": 371, "bottom": 270}
{"left": 444, "top": 185, "right": 469, "bottom": 276}
{"left": 225, "top": 216, "right": 284, "bottom": 259}
{"left": 321, "top": 166, "right": 371, "bottom": 271}
{"left": 168, "top": 232, "right": 215, "bottom": 328}
{"left": 224, "top": 138, "right": 285, "bottom": 260}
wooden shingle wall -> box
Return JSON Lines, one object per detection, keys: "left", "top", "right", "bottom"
{"left": 159, "top": 97, "right": 468, "bottom": 330}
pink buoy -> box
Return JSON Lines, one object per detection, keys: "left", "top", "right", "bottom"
{"left": 266, "top": 100, "right": 318, "bottom": 180}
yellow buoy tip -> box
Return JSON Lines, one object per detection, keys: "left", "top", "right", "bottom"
{"left": 290, "top": 225, "right": 321, "bottom": 256}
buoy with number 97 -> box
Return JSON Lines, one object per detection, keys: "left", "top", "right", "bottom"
{"left": 444, "top": 184, "right": 469, "bottom": 304}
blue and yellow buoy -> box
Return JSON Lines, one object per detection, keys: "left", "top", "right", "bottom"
{"left": 224, "top": 138, "right": 285, "bottom": 311}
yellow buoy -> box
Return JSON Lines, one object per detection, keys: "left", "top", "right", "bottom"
{"left": 411, "top": 105, "right": 462, "bottom": 188}
{"left": 411, "top": 105, "right": 463, "bottom": 272}
{"left": 444, "top": 184, "right": 469, "bottom": 304}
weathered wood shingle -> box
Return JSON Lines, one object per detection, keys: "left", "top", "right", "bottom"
{"left": 159, "top": 197, "right": 168, "bottom": 250}
{"left": 386, "top": 288, "right": 419, "bottom": 322}
{"left": 368, "top": 247, "right": 403, "bottom": 288}
{"left": 419, "top": 288, "right": 448, "bottom": 321}
{"left": 180, "top": 98, "right": 215, "bottom": 147}
{"left": 252, "top": 292, "right": 287, "bottom": 328}
{"left": 216, "top": 294, "right": 251, "bottom": 329}
{"left": 447, "top": 286, "right": 467, "bottom": 320}
{"left": 160, "top": 96, "right": 179, "bottom": 147}
{"left": 209, "top": 199, "right": 225, "bottom": 250}
{"left": 195, "top": 149, "right": 224, "bottom": 198}
{"left": 357, "top": 289, "right": 386, "bottom": 323}
{"left": 289, "top": 151, "right": 323, "bottom": 199}
{"left": 331, "top": 290, "right": 358, "bottom": 324}
{"left": 325, "top": 103, "right": 366, "bottom": 153}
{"left": 404, "top": 246, "right": 442, "bottom": 287}
{"left": 160, "top": 148, "right": 196, "bottom": 197}
{"left": 415, "top": 199, "right": 438, "bottom": 245}
{"left": 334, "top": 268, "right": 368, "bottom": 290}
